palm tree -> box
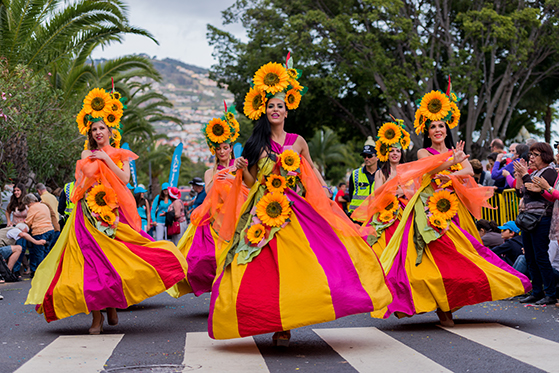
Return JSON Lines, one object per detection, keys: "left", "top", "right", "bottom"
{"left": 308, "top": 127, "right": 354, "bottom": 177}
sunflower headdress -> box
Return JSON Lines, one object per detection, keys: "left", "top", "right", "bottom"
{"left": 413, "top": 76, "right": 461, "bottom": 135}
{"left": 243, "top": 52, "right": 308, "bottom": 121}
{"left": 77, "top": 85, "right": 127, "bottom": 149}
{"left": 203, "top": 101, "right": 240, "bottom": 154}
{"left": 375, "top": 117, "right": 411, "bottom": 162}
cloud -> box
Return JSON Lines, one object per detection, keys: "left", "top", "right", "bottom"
{"left": 91, "top": 0, "right": 244, "bottom": 69}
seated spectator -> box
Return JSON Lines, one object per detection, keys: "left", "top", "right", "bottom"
{"left": 0, "top": 223, "right": 46, "bottom": 274}
{"left": 476, "top": 219, "right": 504, "bottom": 248}
{"left": 23, "top": 193, "right": 54, "bottom": 276}
{"left": 491, "top": 221, "right": 523, "bottom": 266}
{"left": 36, "top": 183, "right": 59, "bottom": 221}
{"left": 471, "top": 159, "right": 494, "bottom": 186}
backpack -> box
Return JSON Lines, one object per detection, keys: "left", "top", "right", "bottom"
{"left": 0, "top": 257, "right": 18, "bottom": 282}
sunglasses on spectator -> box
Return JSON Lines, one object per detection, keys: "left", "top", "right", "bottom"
{"left": 529, "top": 152, "right": 541, "bottom": 158}
{"left": 363, "top": 154, "right": 375, "bottom": 159}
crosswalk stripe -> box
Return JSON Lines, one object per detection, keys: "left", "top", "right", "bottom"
{"left": 313, "top": 327, "right": 452, "bottom": 373}
{"left": 14, "top": 334, "right": 124, "bottom": 373}
{"left": 440, "top": 323, "right": 559, "bottom": 373}
{"left": 183, "top": 332, "right": 269, "bottom": 372}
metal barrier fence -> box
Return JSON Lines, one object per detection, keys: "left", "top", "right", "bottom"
{"left": 481, "top": 188, "right": 519, "bottom": 226}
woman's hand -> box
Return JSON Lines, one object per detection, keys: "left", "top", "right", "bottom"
{"left": 88, "top": 150, "right": 110, "bottom": 162}
{"left": 435, "top": 173, "right": 452, "bottom": 184}
{"left": 525, "top": 182, "right": 542, "bottom": 193}
{"left": 216, "top": 169, "right": 235, "bottom": 181}
{"left": 452, "top": 141, "right": 469, "bottom": 164}
{"left": 234, "top": 157, "right": 248, "bottom": 171}
{"left": 502, "top": 170, "right": 510, "bottom": 177}
{"left": 513, "top": 159, "right": 528, "bottom": 177}
{"left": 533, "top": 176, "right": 552, "bottom": 191}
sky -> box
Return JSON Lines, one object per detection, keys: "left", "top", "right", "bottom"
{"left": 91, "top": 0, "right": 245, "bottom": 69}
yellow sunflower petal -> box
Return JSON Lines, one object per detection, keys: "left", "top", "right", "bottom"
{"left": 279, "top": 149, "right": 301, "bottom": 172}
{"left": 266, "top": 174, "right": 287, "bottom": 194}
{"left": 378, "top": 122, "right": 402, "bottom": 146}
{"left": 376, "top": 139, "right": 389, "bottom": 162}
{"left": 285, "top": 89, "right": 302, "bottom": 110}
{"left": 419, "top": 90, "right": 452, "bottom": 122}
{"left": 83, "top": 88, "right": 112, "bottom": 118}
{"left": 243, "top": 87, "right": 266, "bottom": 120}
{"left": 76, "top": 108, "right": 90, "bottom": 135}
{"left": 447, "top": 101, "right": 461, "bottom": 129}
{"left": 86, "top": 184, "right": 119, "bottom": 216}
{"left": 247, "top": 223, "right": 266, "bottom": 244}
{"left": 429, "top": 213, "right": 447, "bottom": 229}
{"left": 427, "top": 189, "right": 459, "bottom": 221}
{"left": 206, "top": 118, "right": 231, "bottom": 143}
{"left": 253, "top": 62, "right": 290, "bottom": 95}
{"left": 255, "top": 192, "right": 291, "bottom": 227}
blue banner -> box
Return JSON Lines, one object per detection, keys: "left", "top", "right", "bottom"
{"left": 122, "top": 143, "right": 138, "bottom": 188}
{"left": 168, "top": 142, "right": 183, "bottom": 187}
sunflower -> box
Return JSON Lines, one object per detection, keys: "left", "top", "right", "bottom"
{"left": 429, "top": 214, "right": 447, "bottom": 230}
{"left": 285, "top": 89, "right": 302, "bottom": 110}
{"left": 414, "top": 111, "right": 426, "bottom": 135}
{"left": 279, "top": 149, "right": 301, "bottom": 172}
{"left": 286, "top": 175, "right": 298, "bottom": 189}
{"left": 450, "top": 92, "right": 458, "bottom": 103}
{"left": 76, "top": 108, "right": 90, "bottom": 135}
{"left": 110, "top": 91, "right": 122, "bottom": 101}
{"left": 101, "top": 210, "right": 116, "bottom": 225}
{"left": 286, "top": 68, "right": 299, "bottom": 80}
{"left": 435, "top": 170, "right": 452, "bottom": 189}
{"left": 247, "top": 223, "right": 266, "bottom": 244}
{"left": 379, "top": 210, "right": 394, "bottom": 223}
{"left": 244, "top": 87, "right": 266, "bottom": 120}
{"left": 112, "top": 129, "right": 122, "bottom": 148}
{"left": 84, "top": 139, "right": 89, "bottom": 150}
{"left": 427, "top": 189, "right": 459, "bottom": 221}
{"left": 253, "top": 62, "right": 290, "bottom": 95}
{"left": 383, "top": 195, "right": 399, "bottom": 214}
{"left": 105, "top": 110, "right": 122, "bottom": 128}
{"left": 206, "top": 118, "right": 231, "bottom": 143}
{"left": 109, "top": 98, "right": 124, "bottom": 115}
{"left": 450, "top": 161, "right": 463, "bottom": 172}
{"left": 225, "top": 112, "right": 235, "bottom": 122}
{"left": 266, "top": 174, "right": 287, "bottom": 193}
{"left": 376, "top": 140, "right": 389, "bottom": 162}
{"left": 86, "top": 184, "right": 118, "bottom": 216}
{"left": 419, "top": 91, "right": 452, "bottom": 122}
{"left": 447, "top": 102, "right": 460, "bottom": 129}
{"left": 401, "top": 130, "right": 411, "bottom": 150}
{"left": 83, "top": 88, "right": 112, "bottom": 118}
{"left": 230, "top": 118, "right": 240, "bottom": 142}
{"left": 256, "top": 192, "right": 291, "bottom": 227}
{"left": 378, "top": 122, "right": 402, "bottom": 146}
{"left": 289, "top": 78, "right": 303, "bottom": 91}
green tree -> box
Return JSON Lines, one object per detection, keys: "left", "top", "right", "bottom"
{"left": 308, "top": 127, "right": 356, "bottom": 182}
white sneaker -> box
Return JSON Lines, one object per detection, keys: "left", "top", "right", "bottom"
{"left": 0, "top": 294, "right": 3, "bottom": 300}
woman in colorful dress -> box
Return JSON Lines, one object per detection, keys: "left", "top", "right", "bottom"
{"left": 371, "top": 86, "right": 531, "bottom": 326}
{"left": 26, "top": 88, "right": 188, "bottom": 334}
{"left": 208, "top": 55, "right": 392, "bottom": 345}
{"left": 168, "top": 105, "right": 246, "bottom": 298}
{"left": 352, "top": 119, "right": 409, "bottom": 257}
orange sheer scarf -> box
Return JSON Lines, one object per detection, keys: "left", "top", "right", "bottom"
{"left": 71, "top": 145, "right": 141, "bottom": 231}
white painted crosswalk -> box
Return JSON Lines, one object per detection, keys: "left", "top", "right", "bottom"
{"left": 10, "top": 324, "right": 559, "bottom": 373}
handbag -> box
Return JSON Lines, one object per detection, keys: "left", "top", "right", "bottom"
{"left": 167, "top": 220, "right": 180, "bottom": 236}
{"left": 515, "top": 211, "right": 543, "bottom": 232}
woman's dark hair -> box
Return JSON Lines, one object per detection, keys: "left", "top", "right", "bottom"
{"left": 134, "top": 192, "right": 146, "bottom": 208}
{"left": 159, "top": 188, "right": 168, "bottom": 201}
{"left": 423, "top": 121, "right": 455, "bottom": 149}
{"left": 87, "top": 121, "right": 110, "bottom": 150}
{"left": 487, "top": 152, "right": 498, "bottom": 162}
{"left": 7, "top": 183, "right": 27, "bottom": 213}
{"left": 242, "top": 115, "right": 272, "bottom": 168}
{"left": 380, "top": 148, "right": 406, "bottom": 179}
{"left": 515, "top": 144, "right": 529, "bottom": 158}
{"left": 476, "top": 219, "right": 500, "bottom": 233}
{"left": 530, "top": 142, "right": 555, "bottom": 164}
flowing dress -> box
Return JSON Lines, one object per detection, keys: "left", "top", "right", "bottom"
{"left": 26, "top": 146, "right": 188, "bottom": 322}
{"left": 168, "top": 159, "right": 249, "bottom": 297}
{"left": 207, "top": 133, "right": 392, "bottom": 339}
{"left": 370, "top": 149, "right": 531, "bottom": 319}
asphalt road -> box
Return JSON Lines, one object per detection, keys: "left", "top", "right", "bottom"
{"left": 2, "top": 278, "right": 559, "bottom": 373}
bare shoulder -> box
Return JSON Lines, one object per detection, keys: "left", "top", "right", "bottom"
{"left": 416, "top": 148, "right": 430, "bottom": 159}
{"left": 81, "top": 150, "right": 92, "bottom": 159}
{"left": 293, "top": 135, "right": 308, "bottom": 153}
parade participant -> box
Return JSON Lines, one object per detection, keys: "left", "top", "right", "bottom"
{"left": 351, "top": 119, "right": 409, "bottom": 256}
{"left": 207, "top": 54, "right": 392, "bottom": 345}
{"left": 134, "top": 186, "right": 150, "bottom": 231}
{"left": 151, "top": 183, "right": 171, "bottom": 240}
{"left": 26, "top": 88, "right": 187, "bottom": 334}
{"left": 168, "top": 105, "right": 248, "bottom": 298}
{"left": 370, "top": 84, "right": 531, "bottom": 326}
{"left": 348, "top": 136, "right": 378, "bottom": 216}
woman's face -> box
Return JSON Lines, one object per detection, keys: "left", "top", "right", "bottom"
{"left": 163, "top": 189, "right": 169, "bottom": 195}
{"left": 215, "top": 143, "right": 232, "bottom": 163}
{"left": 530, "top": 150, "right": 546, "bottom": 170}
{"left": 428, "top": 121, "right": 447, "bottom": 145}
{"left": 13, "top": 187, "right": 21, "bottom": 198}
{"left": 91, "top": 121, "right": 111, "bottom": 147}
{"left": 266, "top": 98, "right": 287, "bottom": 126}
{"left": 389, "top": 147, "right": 402, "bottom": 165}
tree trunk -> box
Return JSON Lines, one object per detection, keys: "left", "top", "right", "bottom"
{"left": 545, "top": 104, "right": 552, "bottom": 143}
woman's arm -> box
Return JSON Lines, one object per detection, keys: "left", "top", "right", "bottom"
{"left": 374, "top": 169, "right": 385, "bottom": 191}
{"left": 87, "top": 150, "right": 131, "bottom": 184}
{"left": 173, "top": 199, "right": 181, "bottom": 218}
{"left": 234, "top": 156, "right": 258, "bottom": 188}
{"left": 204, "top": 168, "right": 215, "bottom": 193}
{"left": 150, "top": 195, "right": 159, "bottom": 223}
{"left": 297, "top": 136, "right": 332, "bottom": 197}
{"left": 145, "top": 200, "right": 151, "bottom": 227}
{"left": 5, "top": 210, "right": 11, "bottom": 227}
{"left": 417, "top": 141, "right": 470, "bottom": 175}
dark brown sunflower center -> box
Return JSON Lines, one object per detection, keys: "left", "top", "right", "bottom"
{"left": 287, "top": 176, "right": 297, "bottom": 187}
{"left": 284, "top": 156, "right": 294, "bottom": 166}
{"left": 427, "top": 99, "right": 442, "bottom": 113}
{"left": 263, "top": 72, "right": 280, "bottom": 86}
{"left": 212, "top": 124, "right": 224, "bottom": 136}
{"left": 91, "top": 97, "right": 106, "bottom": 111}
{"left": 385, "top": 129, "right": 395, "bottom": 139}
{"left": 436, "top": 198, "right": 451, "bottom": 213}
{"left": 252, "top": 95, "right": 262, "bottom": 109}
{"left": 112, "top": 104, "right": 119, "bottom": 111}
{"left": 287, "top": 94, "right": 296, "bottom": 104}
{"left": 254, "top": 228, "right": 263, "bottom": 237}
{"left": 380, "top": 143, "right": 388, "bottom": 154}
{"left": 385, "top": 202, "right": 394, "bottom": 211}
{"left": 95, "top": 191, "right": 107, "bottom": 206}
{"left": 271, "top": 178, "right": 283, "bottom": 188}
{"left": 266, "top": 201, "right": 282, "bottom": 218}
{"left": 107, "top": 114, "right": 116, "bottom": 122}
{"left": 287, "top": 69, "right": 297, "bottom": 79}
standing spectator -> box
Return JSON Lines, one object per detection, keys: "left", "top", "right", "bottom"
{"left": 187, "top": 177, "right": 206, "bottom": 211}
{"left": 492, "top": 144, "right": 529, "bottom": 188}
{"left": 476, "top": 219, "right": 504, "bottom": 248}
{"left": 57, "top": 181, "right": 75, "bottom": 230}
{"left": 5, "top": 183, "right": 28, "bottom": 227}
{"left": 23, "top": 193, "right": 54, "bottom": 276}
{"left": 490, "top": 139, "right": 505, "bottom": 154}
{"left": 36, "top": 183, "right": 59, "bottom": 221}
{"left": 471, "top": 159, "right": 494, "bottom": 186}
{"left": 348, "top": 138, "right": 377, "bottom": 215}
{"left": 491, "top": 221, "right": 523, "bottom": 267}
{"left": 515, "top": 142, "right": 557, "bottom": 305}
{"left": 486, "top": 152, "right": 498, "bottom": 172}
{"left": 151, "top": 183, "right": 171, "bottom": 241}
{"left": 334, "top": 182, "right": 348, "bottom": 213}
{"left": 134, "top": 186, "right": 151, "bottom": 232}
{"left": 0, "top": 223, "right": 46, "bottom": 274}
{"left": 167, "top": 187, "right": 187, "bottom": 245}
{"left": 1, "top": 185, "right": 13, "bottom": 226}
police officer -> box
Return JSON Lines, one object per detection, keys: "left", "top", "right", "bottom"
{"left": 348, "top": 137, "right": 378, "bottom": 216}
{"left": 57, "top": 181, "right": 75, "bottom": 230}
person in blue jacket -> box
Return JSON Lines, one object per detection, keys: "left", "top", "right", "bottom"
{"left": 151, "top": 183, "right": 171, "bottom": 240}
